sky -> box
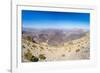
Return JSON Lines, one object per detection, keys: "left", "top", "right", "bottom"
{"left": 22, "top": 10, "right": 90, "bottom": 29}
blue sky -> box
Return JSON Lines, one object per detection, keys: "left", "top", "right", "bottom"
{"left": 22, "top": 10, "right": 90, "bottom": 29}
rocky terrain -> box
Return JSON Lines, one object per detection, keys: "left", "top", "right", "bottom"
{"left": 22, "top": 28, "right": 90, "bottom": 62}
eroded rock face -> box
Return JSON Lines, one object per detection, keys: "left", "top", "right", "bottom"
{"left": 22, "top": 28, "right": 87, "bottom": 46}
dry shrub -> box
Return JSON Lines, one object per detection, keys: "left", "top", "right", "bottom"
{"left": 39, "top": 54, "right": 46, "bottom": 60}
